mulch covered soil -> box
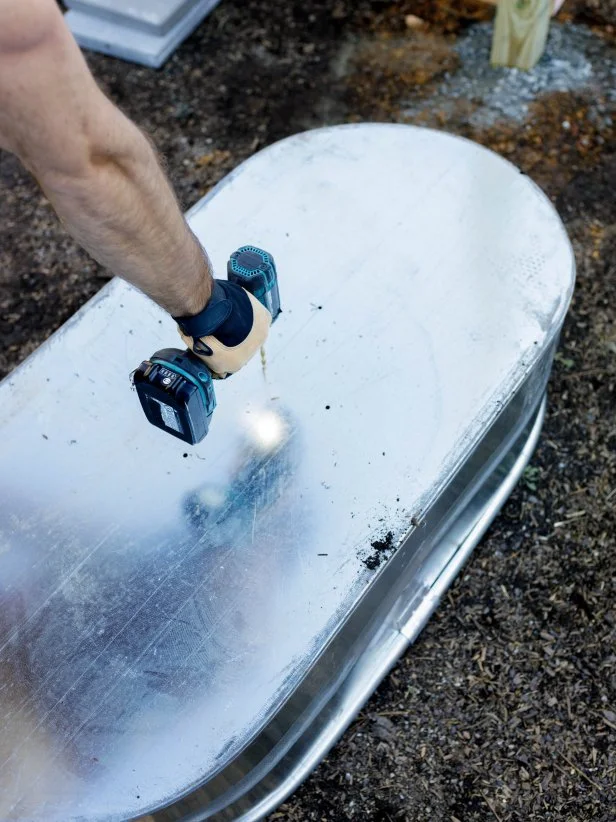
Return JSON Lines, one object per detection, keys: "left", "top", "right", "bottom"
{"left": 1, "top": 1, "right": 615, "bottom": 820}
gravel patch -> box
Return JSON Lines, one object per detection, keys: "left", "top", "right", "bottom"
{"left": 404, "top": 21, "right": 615, "bottom": 126}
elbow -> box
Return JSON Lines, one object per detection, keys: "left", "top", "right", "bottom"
{"left": 37, "top": 111, "right": 147, "bottom": 196}
{"left": 37, "top": 152, "right": 115, "bottom": 204}
{"left": 16, "top": 133, "right": 98, "bottom": 193}
{"left": 37, "top": 140, "right": 138, "bottom": 207}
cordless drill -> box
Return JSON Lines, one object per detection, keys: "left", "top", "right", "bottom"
{"left": 133, "top": 247, "right": 281, "bottom": 445}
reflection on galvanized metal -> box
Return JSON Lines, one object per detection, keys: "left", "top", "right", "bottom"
{"left": 0, "top": 125, "right": 574, "bottom": 821}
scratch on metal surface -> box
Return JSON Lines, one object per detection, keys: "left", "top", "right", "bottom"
{"left": 4, "top": 585, "right": 242, "bottom": 808}
{"left": 0, "top": 526, "right": 119, "bottom": 658}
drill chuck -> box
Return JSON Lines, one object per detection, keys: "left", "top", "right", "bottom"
{"left": 228, "top": 246, "right": 281, "bottom": 320}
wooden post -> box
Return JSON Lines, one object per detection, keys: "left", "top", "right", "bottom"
{"left": 490, "top": 0, "right": 553, "bottom": 70}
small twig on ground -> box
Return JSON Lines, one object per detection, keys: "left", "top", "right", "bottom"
{"left": 481, "top": 791, "right": 503, "bottom": 822}
{"left": 597, "top": 710, "right": 616, "bottom": 732}
{"left": 554, "top": 510, "right": 586, "bottom": 527}
{"left": 558, "top": 752, "right": 603, "bottom": 791}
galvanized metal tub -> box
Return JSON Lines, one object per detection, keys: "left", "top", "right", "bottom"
{"left": 0, "top": 124, "right": 574, "bottom": 821}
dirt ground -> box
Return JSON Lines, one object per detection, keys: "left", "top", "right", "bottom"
{"left": 1, "top": 1, "right": 615, "bottom": 820}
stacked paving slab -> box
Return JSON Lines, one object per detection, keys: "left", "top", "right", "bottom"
{"left": 64, "top": 0, "right": 222, "bottom": 67}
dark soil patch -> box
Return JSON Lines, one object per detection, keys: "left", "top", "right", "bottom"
{"left": 363, "top": 530, "right": 395, "bottom": 569}
{"left": 371, "top": 531, "right": 394, "bottom": 553}
{"left": 2, "top": 2, "right": 616, "bottom": 820}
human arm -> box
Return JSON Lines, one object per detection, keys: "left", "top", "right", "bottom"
{"left": 0, "top": 0, "right": 212, "bottom": 317}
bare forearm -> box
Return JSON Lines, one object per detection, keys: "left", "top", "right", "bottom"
{"left": 38, "top": 110, "right": 213, "bottom": 317}
{"left": 0, "top": 0, "right": 212, "bottom": 317}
